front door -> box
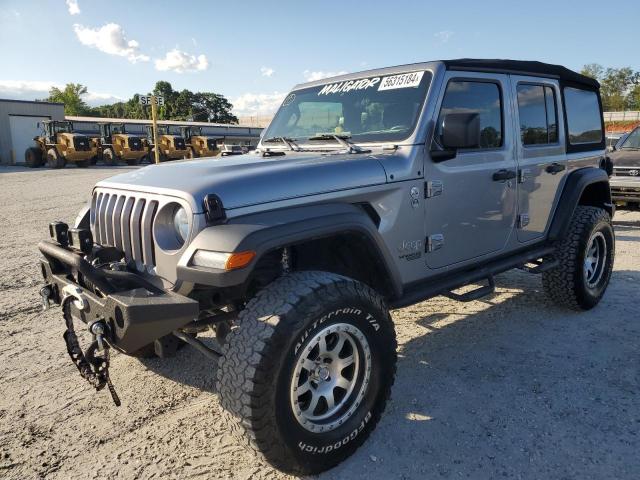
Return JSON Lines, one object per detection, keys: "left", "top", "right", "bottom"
{"left": 424, "top": 72, "right": 517, "bottom": 270}
{"left": 510, "top": 77, "right": 567, "bottom": 243}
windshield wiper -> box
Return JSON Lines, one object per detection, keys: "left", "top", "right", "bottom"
{"left": 307, "top": 134, "right": 371, "bottom": 154}
{"left": 262, "top": 136, "right": 302, "bottom": 151}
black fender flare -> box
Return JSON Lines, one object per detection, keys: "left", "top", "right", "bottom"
{"left": 176, "top": 203, "right": 403, "bottom": 298}
{"left": 548, "top": 167, "right": 613, "bottom": 241}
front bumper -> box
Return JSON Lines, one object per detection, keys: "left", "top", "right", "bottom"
{"left": 610, "top": 176, "right": 640, "bottom": 203}
{"left": 39, "top": 241, "right": 199, "bottom": 354}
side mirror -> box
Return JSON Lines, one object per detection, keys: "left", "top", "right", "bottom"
{"left": 431, "top": 113, "right": 481, "bottom": 161}
{"left": 441, "top": 112, "right": 481, "bottom": 149}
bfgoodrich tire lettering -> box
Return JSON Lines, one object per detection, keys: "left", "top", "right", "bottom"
{"left": 543, "top": 206, "right": 614, "bottom": 310}
{"left": 216, "top": 271, "right": 397, "bottom": 475}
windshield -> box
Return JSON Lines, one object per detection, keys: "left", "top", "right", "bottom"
{"left": 264, "top": 70, "right": 432, "bottom": 144}
{"left": 621, "top": 128, "right": 640, "bottom": 149}
{"left": 52, "top": 122, "right": 72, "bottom": 134}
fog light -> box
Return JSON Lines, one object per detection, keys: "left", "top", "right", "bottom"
{"left": 49, "top": 221, "right": 69, "bottom": 246}
{"left": 192, "top": 250, "right": 255, "bottom": 270}
{"left": 68, "top": 228, "right": 94, "bottom": 255}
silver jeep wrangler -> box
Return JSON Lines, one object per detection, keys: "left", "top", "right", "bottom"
{"left": 39, "top": 59, "right": 615, "bottom": 475}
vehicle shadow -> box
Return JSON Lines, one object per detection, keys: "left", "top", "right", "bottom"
{"left": 0, "top": 165, "right": 141, "bottom": 174}
{"left": 328, "top": 268, "right": 640, "bottom": 479}
{"left": 138, "top": 335, "right": 220, "bottom": 394}
{"left": 133, "top": 268, "right": 639, "bottom": 478}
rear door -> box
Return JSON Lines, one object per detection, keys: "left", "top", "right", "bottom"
{"left": 510, "top": 77, "right": 567, "bottom": 242}
{"left": 424, "top": 72, "right": 518, "bottom": 270}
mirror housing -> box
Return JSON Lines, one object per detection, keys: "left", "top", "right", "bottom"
{"left": 441, "top": 112, "right": 481, "bottom": 149}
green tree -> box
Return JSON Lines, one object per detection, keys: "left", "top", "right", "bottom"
{"left": 46, "top": 83, "right": 90, "bottom": 116}
{"left": 580, "top": 63, "right": 604, "bottom": 81}
{"left": 79, "top": 80, "right": 237, "bottom": 123}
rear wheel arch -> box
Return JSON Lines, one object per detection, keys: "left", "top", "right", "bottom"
{"left": 548, "top": 167, "right": 612, "bottom": 241}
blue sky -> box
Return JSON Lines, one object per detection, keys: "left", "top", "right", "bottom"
{"left": 0, "top": 0, "right": 638, "bottom": 117}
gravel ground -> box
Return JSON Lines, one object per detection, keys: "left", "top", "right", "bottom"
{"left": 0, "top": 165, "right": 638, "bottom": 480}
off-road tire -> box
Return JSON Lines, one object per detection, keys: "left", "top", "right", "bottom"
{"left": 46, "top": 148, "right": 65, "bottom": 169}
{"left": 188, "top": 147, "right": 197, "bottom": 159}
{"left": 103, "top": 148, "right": 119, "bottom": 166}
{"left": 542, "top": 206, "right": 614, "bottom": 310}
{"left": 216, "top": 271, "right": 397, "bottom": 475}
{"left": 125, "top": 158, "right": 140, "bottom": 166}
{"left": 25, "top": 147, "right": 43, "bottom": 168}
{"left": 75, "top": 159, "right": 90, "bottom": 168}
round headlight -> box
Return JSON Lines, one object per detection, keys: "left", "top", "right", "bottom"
{"left": 173, "top": 206, "right": 189, "bottom": 242}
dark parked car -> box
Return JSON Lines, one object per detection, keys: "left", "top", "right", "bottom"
{"left": 610, "top": 126, "right": 640, "bottom": 206}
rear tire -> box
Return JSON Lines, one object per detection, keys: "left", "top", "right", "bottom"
{"left": 217, "top": 271, "right": 397, "bottom": 475}
{"left": 542, "top": 206, "right": 614, "bottom": 310}
{"left": 25, "top": 147, "right": 43, "bottom": 168}
{"left": 126, "top": 158, "right": 140, "bottom": 166}
{"left": 46, "top": 148, "right": 65, "bottom": 169}
{"left": 103, "top": 148, "right": 119, "bottom": 166}
{"left": 75, "top": 159, "right": 90, "bottom": 168}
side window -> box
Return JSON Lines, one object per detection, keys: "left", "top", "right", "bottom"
{"left": 517, "top": 84, "right": 558, "bottom": 145}
{"left": 437, "top": 81, "right": 503, "bottom": 149}
{"left": 563, "top": 87, "right": 603, "bottom": 144}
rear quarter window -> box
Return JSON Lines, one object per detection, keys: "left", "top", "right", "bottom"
{"left": 563, "top": 87, "right": 603, "bottom": 145}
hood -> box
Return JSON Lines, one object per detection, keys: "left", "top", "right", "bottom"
{"left": 96, "top": 152, "right": 389, "bottom": 211}
{"left": 610, "top": 149, "right": 640, "bottom": 169}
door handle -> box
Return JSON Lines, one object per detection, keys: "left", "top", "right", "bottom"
{"left": 492, "top": 169, "right": 517, "bottom": 181}
{"left": 545, "top": 162, "right": 566, "bottom": 174}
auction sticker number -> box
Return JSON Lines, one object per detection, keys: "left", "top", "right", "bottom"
{"left": 378, "top": 71, "right": 424, "bottom": 91}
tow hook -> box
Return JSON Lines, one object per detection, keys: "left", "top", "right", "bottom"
{"left": 40, "top": 285, "right": 52, "bottom": 311}
{"left": 61, "top": 285, "right": 89, "bottom": 311}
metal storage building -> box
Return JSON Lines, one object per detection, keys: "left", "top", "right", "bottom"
{"left": 0, "top": 99, "right": 65, "bottom": 165}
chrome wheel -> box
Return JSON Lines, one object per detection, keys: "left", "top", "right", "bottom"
{"left": 290, "top": 323, "right": 371, "bottom": 432}
{"left": 584, "top": 231, "right": 607, "bottom": 289}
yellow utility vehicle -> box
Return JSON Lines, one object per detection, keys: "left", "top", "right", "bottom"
{"left": 99, "top": 123, "right": 148, "bottom": 166}
{"left": 25, "top": 120, "right": 97, "bottom": 169}
{"left": 179, "top": 126, "right": 221, "bottom": 158}
{"left": 145, "top": 125, "right": 189, "bottom": 162}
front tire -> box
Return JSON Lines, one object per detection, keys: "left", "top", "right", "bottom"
{"left": 543, "top": 206, "right": 614, "bottom": 310}
{"left": 25, "top": 147, "right": 43, "bottom": 168}
{"left": 103, "top": 148, "right": 119, "bottom": 166}
{"left": 46, "top": 148, "right": 65, "bottom": 168}
{"left": 217, "top": 271, "right": 396, "bottom": 475}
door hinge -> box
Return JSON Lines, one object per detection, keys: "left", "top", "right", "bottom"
{"left": 517, "top": 214, "right": 530, "bottom": 229}
{"left": 426, "top": 234, "right": 445, "bottom": 252}
{"left": 518, "top": 168, "right": 531, "bottom": 183}
{"left": 424, "top": 180, "right": 443, "bottom": 198}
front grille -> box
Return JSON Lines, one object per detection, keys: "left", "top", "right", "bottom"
{"left": 613, "top": 167, "right": 640, "bottom": 177}
{"left": 73, "top": 136, "right": 91, "bottom": 151}
{"left": 174, "top": 137, "right": 186, "bottom": 150}
{"left": 128, "top": 136, "right": 143, "bottom": 151}
{"left": 90, "top": 189, "right": 158, "bottom": 272}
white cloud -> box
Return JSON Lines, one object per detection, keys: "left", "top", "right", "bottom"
{"left": 260, "top": 66, "right": 274, "bottom": 77}
{"left": 66, "top": 0, "right": 80, "bottom": 15}
{"left": 154, "top": 49, "right": 208, "bottom": 73}
{"left": 0, "top": 80, "right": 122, "bottom": 106}
{"left": 434, "top": 30, "right": 454, "bottom": 43}
{"left": 303, "top": 70, "right": 348, "bottom": 82}
{"left": 73, "top": 23, "right": 150, "bottom": 63}
{"left": 232, "top": 92, "right": 287, "bottom": 116}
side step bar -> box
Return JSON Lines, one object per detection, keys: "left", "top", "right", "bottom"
{"left": 390, "top": 245, "right": 555, "bottom": 309}
{"left": 518, "top": 258, "right": 559, "bottom": 274}
{"left": 443, "top": 276, "right": 495, "bottom": 302}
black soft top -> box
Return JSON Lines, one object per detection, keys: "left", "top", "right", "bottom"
{"left": 442, "top": 59, "right": 599, "bottom": 90}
